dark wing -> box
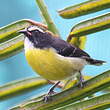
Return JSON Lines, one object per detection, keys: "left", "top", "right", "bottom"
{"left": 51, "top": 37, "right": 90, "bottom": 58}
{"left": 51, "top": 37, "right": 105, "bottom": 66}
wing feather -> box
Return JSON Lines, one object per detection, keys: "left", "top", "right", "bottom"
{"left": 51, "top": 38, "right": 90, "bottom": 58}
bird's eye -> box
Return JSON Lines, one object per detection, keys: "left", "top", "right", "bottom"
{"left": 27, "top": 26, "right": 34, "bottom": 32}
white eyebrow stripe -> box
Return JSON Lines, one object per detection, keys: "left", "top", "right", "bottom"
{"left": 28, "top": 26, "right": 45, "bottom": 33}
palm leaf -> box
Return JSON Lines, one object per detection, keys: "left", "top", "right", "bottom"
{"left": 67, "top": 12, "right": 110, "bottom": 42}
{"left": 58, "top": 0, "right": 110, "bottom": 19}
{"left": 0, "top": 77, "right": 48, "bottom": 101}
{"left": 0, "top": 0, "right": 110, "bottom": 109}
{"left": 10, "top": 70, "right": 110, "bottom": 110}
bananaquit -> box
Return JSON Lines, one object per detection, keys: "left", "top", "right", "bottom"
{"left": 19, "top": 25, "right": 105, "bottom": 101}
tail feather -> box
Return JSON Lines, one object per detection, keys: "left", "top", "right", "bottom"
{"left": 82, "top": 57, "right": 106, "bottom": 66}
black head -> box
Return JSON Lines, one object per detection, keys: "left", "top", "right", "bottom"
{"left": 19, "top": 25, "right": 54, "bottom": 48}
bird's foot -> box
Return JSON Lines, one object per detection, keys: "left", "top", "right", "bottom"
{"left": 43, "top": 95, "right": 52, "bottom": 102}
{"left": 43, "top": 81, "right": 60, "bottom": 102}
{"left": 77, "top": 71, "right": 85, "bottom": 88}
{"left": 78, "top": 78, "right": 85, "bottom": 88}
{"left": 43, "top": 90, "right": 56, "bottom": 102}
{"left": 76, "top": 79, "right": 85, "bottom": 88}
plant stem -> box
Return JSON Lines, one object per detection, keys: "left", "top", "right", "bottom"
{"left": 36, "top": 0, "right": 60, "bottom": 36}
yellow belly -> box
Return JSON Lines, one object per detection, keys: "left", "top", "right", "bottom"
{"left": 25, "top": 48, "right": 78, "bottom": 80}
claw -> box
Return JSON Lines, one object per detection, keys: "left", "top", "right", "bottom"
{"left": 43, "top": 81, "right": 60, "bottom": 102}
{"left": 79, "top": 79, "right": 84, "bottom": 88}
{"left": 43, "top": 94, "right": 52, "bottom": 102}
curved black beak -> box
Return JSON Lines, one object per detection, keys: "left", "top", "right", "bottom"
{"left": 18, "top": 29, "right": 27, "bottom": 33}
{"left": 18, "top": 29, "right": 32, "bottom": 36}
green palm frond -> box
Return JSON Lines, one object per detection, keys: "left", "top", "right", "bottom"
{"left": 0, "top": 0, "right": 110, "bottom": 110}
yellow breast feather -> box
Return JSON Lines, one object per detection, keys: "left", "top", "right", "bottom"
{"left": 25, "top": 47, "right": 86, "bottom": 80}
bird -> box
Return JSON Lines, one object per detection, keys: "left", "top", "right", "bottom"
{"left": 19, "top": 25, "right": 105, "bottom": 101}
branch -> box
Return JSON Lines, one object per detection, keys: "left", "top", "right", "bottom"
{"left": 10, "top": 70, "right": 110, "bottom": 110}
